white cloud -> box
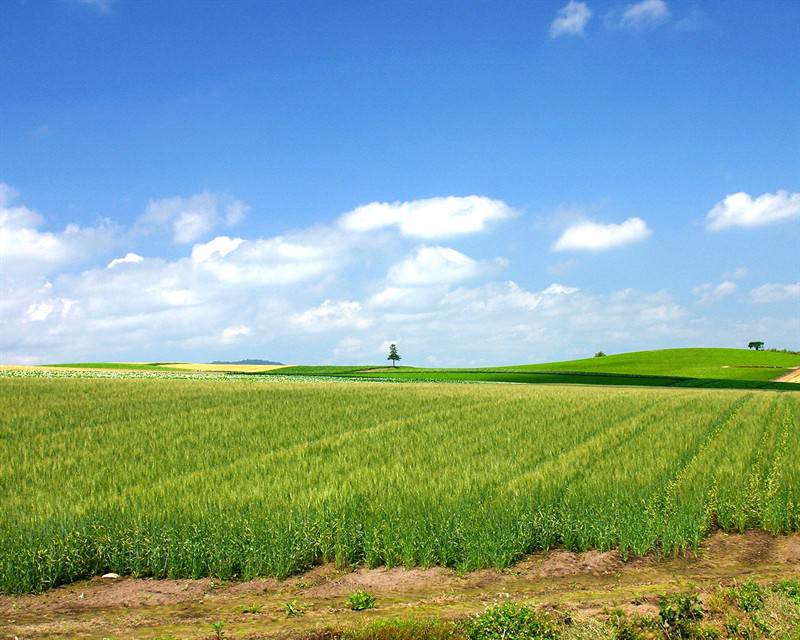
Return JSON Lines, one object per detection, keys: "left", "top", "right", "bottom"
{"left": 291, "top": 300, "right": 371, "bottom": 332}
{"left": 3, "top": 182, "right": 797, "bottom": 367}
{"left": 619, "top": 0, "right": 670, "bottom": 29}
{"left": 221, "top": 325, "right": 251, "bottom": 341}
{"left": 26, "top": 302, "right": 55, "bottom": 322}
{"left": 368, "top": 286, "right": 444, "bottom": 310}
{"left": 553, "top": 217, "right": 651, "bottom": 251}
{"left": 692, "top": 280, "right": 737, "bottom": 305}
{"left": 387, "top": 246, "right": 486, "bottom": 286}
{"left": 550, "top": 1, "right": 593, "bottom": 37}
{"left": 107, "top": 253, "right": 144, "bottom": 269}
{"left": 191, "top": 236, "right": 244, "bottom": 263}
{"left": 749, "top": 283, "right": 800, "bottom": 304}
{"left": 339, "top": 195, "right": 515, "bottom": 239}
{"left": 723, "top": 267, "right": 748, "bottom": 281}
{"left": 74, "top": 0, "right": 114, "bottom": 12}
{"left": 25, "top": 298, "right": 76, "bottom": 322}
{"left": 705, "top": 191, "right": 800, "bottom": 231}
{"left": 138, "top": 192, "right": 249, "bottom": 244}
{"left": 0, "top": 182, "right": 114, "bottom": 277}
{"left": 192, "top": 234, "right": 340, "bottom": 286}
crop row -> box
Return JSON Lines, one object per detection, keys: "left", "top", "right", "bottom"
{"left": 0, "top": 377, "right": 797, "bottom": 593}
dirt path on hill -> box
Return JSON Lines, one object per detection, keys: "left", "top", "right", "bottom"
{"left": 775, "top": 367, "right": 800, "bottom": 383}
{"left": 2, "top": 532, "right": 799, "bottom": 639}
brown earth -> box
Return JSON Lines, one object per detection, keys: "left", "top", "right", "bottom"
{"left": 775, "top": 367, "right": 800, "bottom": 383}
{"left": 2, "top": 531, "right": 799, "bottom": 639}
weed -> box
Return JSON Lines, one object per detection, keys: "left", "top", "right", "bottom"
{"left": 729, "top": 581, "right": 766, "bottom": 613}
{"left": 209, "top": 621, "right": 225, "bottom": 639}
{"left": 347, "top": 590, "right": 377, "bottom": 611}
{"left": 772, "top": 579, "right": 800, "bottom": 606}
{"left": 241, "top": 603, "right": 263, "bottom": 614}
{"left": 465, "top": 602, "right": 560, "bottom": 640}
{"left": 658, "top": 593, "right": 704, "bottom": 639}
{"left": 284, "top": 598, "right": 306, "bottom": 616}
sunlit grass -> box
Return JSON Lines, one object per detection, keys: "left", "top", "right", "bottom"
{"left": 1, "top": 374, "right": 797, "bottom": 594}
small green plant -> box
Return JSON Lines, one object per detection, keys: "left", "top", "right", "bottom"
{"left": 347, "top": 590, "right": 377, "bottom": 611}
{"left": 209, "top": 621, "right": 225, "bottom": 639}
{"left": 730, "top": 581, "right": 766, "bottom": 613}
{"left": 772, "top": 579, "right": 800, "bottom": 606}
{"left": 465, "top": 602, "right": 560, "bottom": 640}
{"left": 658, "top": 593, "right": 704, "bottom": 638}
{"left": 284, "top": 598, "right": 306, "bottom": 617}
{"left": 241, "top": 602, "right": 263, "bottom": 614}
{"left": 609, "top": 608, "right": 648, "bottom": 640}
{"left": 352, "top": 619, "right": 455, "bottom": 639}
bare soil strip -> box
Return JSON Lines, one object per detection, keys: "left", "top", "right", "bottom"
{"left": 2, "top": 532, "right": 798, "bottom": 639}
{"left": 775, "top": 367, "right": 800, "bottom": 383}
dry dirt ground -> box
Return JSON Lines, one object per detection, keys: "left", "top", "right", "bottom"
{"left": 2, "top": 532, "right": 799, "bottom": 639}
{"left": 775, "top": 367, "right": 800, "bottom": 383}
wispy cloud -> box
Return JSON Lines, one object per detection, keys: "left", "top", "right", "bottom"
{"left": 692, "top": 280, "right": 736, "bottom": 305}
{"left": 550, "top": 1, "right": 593, "bottom": 38}
{"left": 749, "top": 283, "right": 800, "bottom": 304}
{"left": 608, "top": 0, "right": 670, "bottom": 30}
{"left": 73, "top": 0, "right": 115, "bottom": 13}
{"left": 136, "top": 192, "right": 249, "bottom": 244}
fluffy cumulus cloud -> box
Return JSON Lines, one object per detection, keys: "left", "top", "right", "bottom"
{"left": 749, "top": 283, "right": 800, "bottom": 304}
{"left": 291, "top": 300, "right": 371, "bottom": 332}
{"left": 387, "top": 246, "right": 490, "bottom": 286}
{"left": 221, "top": 325, "right": 251, "bottom": 341}
{"left": 137, "top": 192, "right": 249, "bottom": 243}
{"left": 618, "top": 0, "right": 670, "bottom": 29}
{"left": 550, "top": 1, "right": 593, "bottom": 37}
{"left": 705, "top": 191, "right": 800, "bottom": 231}
{"left": 188, "top": 232, "right": 344, "bottom": 287}
{"left": 107, "top": 252, "right": 144, "bottom": 269}
{"left": 3, "top": 181, "right": 798, "bottom": 366}
{"left": 692, "top": 280, "right": 737, "bottom": 305}
{"left": 553, "top": 217, "right": 651, "bottom": 251}
{"left": 0, "top": 183, "right": 114, "bottom": 278}
{"left": 339, "top": 195, "right": 515, "bottom": 239}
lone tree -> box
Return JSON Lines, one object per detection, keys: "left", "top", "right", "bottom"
{"left": 387, "top": 343, "right": 401, "bottom": 367}
{"left": 748, "top": 341, "right": 765, "bottom": 351}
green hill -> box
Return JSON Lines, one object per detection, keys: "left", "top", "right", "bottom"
{"left": 492, "top": 347, "right": 800, "bottom": 382}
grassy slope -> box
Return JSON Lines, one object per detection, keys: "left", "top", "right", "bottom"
{"left": 269, "top": 349, "right": 800, "bottom": 390}
{"left": 492, "top": 348, "right": 800, "bottom": 381}
{"left": 46, "top": 349, "right": 800, "bottom": 390}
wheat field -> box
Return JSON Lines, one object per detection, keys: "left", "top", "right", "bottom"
{"left": 1, "top": 373, "right": 797, "bottom": 594}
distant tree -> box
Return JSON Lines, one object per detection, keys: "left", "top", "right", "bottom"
{"left": 748, "top": 341, "right": 764, "bottom": 351}
{"left": 594, "top": 351, "right": 606, "bottom": 358}
{"left": 387, "top": 343, "right": 401, "bottom": 367}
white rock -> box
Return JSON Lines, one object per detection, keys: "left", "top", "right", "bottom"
{"left": 101, "top": 572, "right": 120, "bottom": 579}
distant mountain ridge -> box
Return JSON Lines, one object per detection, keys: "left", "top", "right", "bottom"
{"left": 211, "top": 359, "right": 284, "bottom": 365}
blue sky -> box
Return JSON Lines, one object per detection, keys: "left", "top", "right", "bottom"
{"left": 1, "top": 0, "right": 798, "bottom": 365}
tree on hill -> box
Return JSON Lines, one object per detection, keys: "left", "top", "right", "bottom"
{"left": 387, "top": 343, "right": 401, "bottom": 367}
{"left": 748, "top": 341, "right": 764, "bottom": 351}
{"left": 594, "top": 351, "right": 606, "bottom": 357}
